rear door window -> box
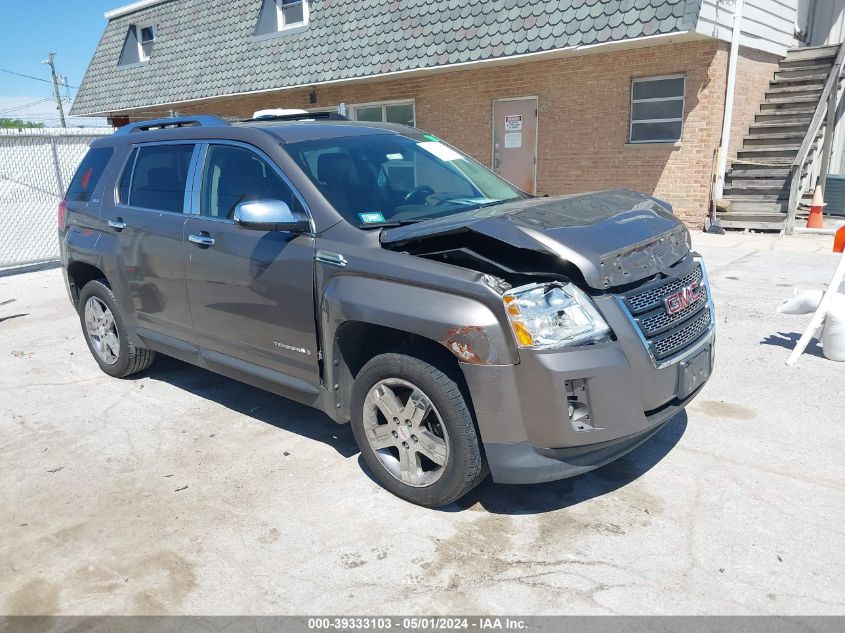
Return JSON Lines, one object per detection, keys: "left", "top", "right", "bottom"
{"left": 125, "top": 144, "right": 194, "bottom": 213}
{"left": 66, "top": 147, "right": 114, "bottom": 202}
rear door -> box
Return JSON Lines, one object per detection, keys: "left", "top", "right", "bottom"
{"left": 103, "top": 142, "right": 197, "bottom": 341}
{"left": 183, "top": 142, "right": 320, "bottom": 384}
{"left": 492, "top": 97, "right": 538, "bottom": 194}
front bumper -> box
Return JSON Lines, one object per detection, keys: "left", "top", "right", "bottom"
{"left": 460, "top": 328, "right": 714, "bottom": 485}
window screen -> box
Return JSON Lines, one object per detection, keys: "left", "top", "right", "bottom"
{"left": 630, "top": 76, "right": 685, "bottom": 143}
{"left": 66, "top": 148, "right": 113, "bottom": 203}
{"left": 126, "top": 144, "right": 193, "bottom": 212}
{"left": 200, "top": 145, "right": 300, "bottom": 219}
{"left": 279, "top": 0, "right": 306, "bottom": 27}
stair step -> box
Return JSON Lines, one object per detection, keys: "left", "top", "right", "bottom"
{"left": 732, "top": 155, "right": 798, "bottom": 165}
{"left": 747, "top": 122, "right": 810, "bottom": 136}
{"left": 743, "top": 132, "right": 807, "bottom": 144}
{"left": 737, "top": 146, "right": 800, "bottom": 159}
{"left": 771, "top": 74, "right": 828, "bottom": 87}
{"left": 784, "top": 44, "right": 840, "bottom": 62}
{"left": 765, "top": 85, "right": 823, "bottom": 98}
{"left": 755, "top": 110, "right": 814, "bottom": 124}
{"left": 750, "top": 121, "right": 810, "bottom": 129}
{"left": 722, "top": 199, "right": 788, "bottom": 213}
{"left": 779, "top": 57, "right": 836, "bottom": 70}
{"left": 761, "top": 95, "right": 821, "bottom": 105}
{"left": 727, "top": 168, "right": 792, "bottom": 179}
{"left": 725, "top": 178, "right": 790, "bottom": 188}
{"left": 717, "top": 216, "right": 786, "bottom": 231}
{"left": 775, "top": 64, "right": 834, "bottom": 80}
{"left": 724, "top": 186, "right": 790, "bottom": 197}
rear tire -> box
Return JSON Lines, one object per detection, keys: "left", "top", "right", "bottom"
{"left": 78, "top": 279, "right": 155, "bottom": 378}
{"left": 350, "top": 353, "right": 487, "bottom": 507}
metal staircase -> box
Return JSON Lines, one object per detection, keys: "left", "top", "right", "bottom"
{"left": 718, "top": 43, "right": 845, "bottom": 231}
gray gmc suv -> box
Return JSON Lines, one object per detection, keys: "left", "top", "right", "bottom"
{"left": 60, "top": 113, "right": 715, "bottom": 507}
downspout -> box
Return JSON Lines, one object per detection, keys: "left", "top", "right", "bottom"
{"left": 714, "top": 0, "right": 745, "bottom": 201}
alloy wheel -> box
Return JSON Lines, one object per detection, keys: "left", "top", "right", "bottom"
{"left": 84, "top": 296, "right": 120, "bottom": 365}
{"left": 362, "top": 378, "right": 450, "bottom": 487}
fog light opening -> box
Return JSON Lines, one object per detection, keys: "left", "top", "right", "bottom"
{"left": 566, "top": 378, "right": 596, "bottom": 432}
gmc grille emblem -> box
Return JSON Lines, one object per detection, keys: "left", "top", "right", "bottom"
{"left": 663, "top": 281, "right": 704, "bottom": 315}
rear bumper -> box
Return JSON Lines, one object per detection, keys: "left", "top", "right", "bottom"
{"left": 461, "top": 329, "right": 714, "bottom": 485}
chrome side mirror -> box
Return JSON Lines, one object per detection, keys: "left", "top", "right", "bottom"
{"left": 233, "top": 199, "right": 310, "bottom": 233}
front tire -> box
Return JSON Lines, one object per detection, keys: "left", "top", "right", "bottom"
{"left": 78, "top": 279, "right": 155, "bottom": 378}
{"left": 350, "top": 353, "right": 487, "bottom": 507}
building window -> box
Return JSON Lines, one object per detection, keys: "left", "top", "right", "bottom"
{"left": 278, "top": 0, "right": 307, "bottom": 29}
{"left": 138, "top": 24, "right": 156, "bottom": 61}
{"left": 629, "top": 75, "right": 685, "bottom": 143}
{"left": 350, "top": 101, "right": 415, "bottom": 127}
{"left": 255, "top": 0, "right": 309, "bottom": 37}
{"left": 118, "top": 22, "right": 157, "bottom": 67}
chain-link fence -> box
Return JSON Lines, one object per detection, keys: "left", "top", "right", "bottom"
{"left": 0, "top": 127, "right": 113, "bottom": 270}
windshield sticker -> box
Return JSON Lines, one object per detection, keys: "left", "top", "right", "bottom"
{"left": 358, "top": 212, "right": 386, "bottom": 224}
{"left": 418, "top": 141, "right": 462, "bottom": 162}
{"left": 386, "top": 153, "right": 404, "bottom": 161}
{"left": 423, "top": 133, "right": 439, "bottom": 142}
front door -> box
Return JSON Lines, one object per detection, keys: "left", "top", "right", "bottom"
{"left": 184, "top": 142, "right": 319, "bottom": 385}
{"left": 106, "top": 142, "right": 196, "bottom": 342}
{"left": 492, "top": 97, "right": 538, "bottom": 194}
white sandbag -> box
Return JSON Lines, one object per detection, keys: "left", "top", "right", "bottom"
{"left": 778, "top": 289, "right": 823, "bottom": 315}
{"left": 820, "top": 294, "right": 845, "bottom": 361}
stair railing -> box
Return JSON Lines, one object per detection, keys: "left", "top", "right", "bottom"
{"left": 785, "top": 42, "right": 845, "bottom": 234}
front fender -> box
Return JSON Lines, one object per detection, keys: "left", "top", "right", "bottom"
{"left": 321, "top": 275, "right": 516, "bottom": 367}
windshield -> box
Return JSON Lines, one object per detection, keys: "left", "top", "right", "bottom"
{"left": 283, "top": 132, "right": 526, "bottom": 227}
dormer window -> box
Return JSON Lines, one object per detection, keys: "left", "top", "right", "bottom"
{"left": 278, "top": 0, "right": 307, "bottom": 29}
{"left": 255, "top": 0, "right": 309, "bottom": 38}
{"left": 118, "top": 22, "right": 157, "bottom": 67}
{"left": 138, "top": 24, "right": 157, "bottom": 61}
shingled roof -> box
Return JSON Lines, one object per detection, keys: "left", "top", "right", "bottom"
{"left": 71, "top": 0, "right": 703, "bottom": 116}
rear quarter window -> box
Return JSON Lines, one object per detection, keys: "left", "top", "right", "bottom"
{"left": 66, "top": 147, "right": 114, "bottom": 202}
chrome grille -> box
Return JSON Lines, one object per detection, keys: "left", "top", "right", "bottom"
{"left": 651, "top": 307, "right": 712, "bottom": 359}
{"left": 624, "top": 266, "right": 703, "bottom": 315}
{"left": 618, "top": 260, "right": 714, "bottom": 365}
{"left": 639, "top": 285, "right": 708, "bottom": 336}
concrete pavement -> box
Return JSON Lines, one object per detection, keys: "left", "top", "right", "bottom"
{"left": 1, "top": 232, "right": 843, "bottom": 615}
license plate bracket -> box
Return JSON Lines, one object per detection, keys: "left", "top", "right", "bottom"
{"left": 678, "top": 345, "right": 712, "bottom": 399}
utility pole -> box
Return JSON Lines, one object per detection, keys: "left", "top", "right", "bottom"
{"left": 42, "top": 52, "right": 67, "bottom": 128}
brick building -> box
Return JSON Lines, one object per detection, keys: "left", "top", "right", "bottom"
{"left": 70, "top": 0, "right": 841, "bottom": 229}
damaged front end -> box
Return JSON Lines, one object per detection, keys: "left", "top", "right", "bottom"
{"left": 380, "top": 189, "right": 689, "bottom": 292}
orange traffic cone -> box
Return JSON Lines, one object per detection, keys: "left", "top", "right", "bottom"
{"left": 807, "top": 185, "right": 826, "bottom": 229}
{"left": 834, "top": 224, "right": 845, "bottom": 253}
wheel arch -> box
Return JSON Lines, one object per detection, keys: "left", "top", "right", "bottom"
{"left": 66, "top": 260, "right": 107, "bottom": 306}
{"left": 319, "top": 275, "right": 515, "bottom": 424}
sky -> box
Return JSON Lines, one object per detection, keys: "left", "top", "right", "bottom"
{"left": 0, "top": 0, "right": 118, "bottom": 127}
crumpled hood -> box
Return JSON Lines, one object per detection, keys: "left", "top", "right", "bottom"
{"left": 380, "top": 189, "right": 690, "bottom": 289}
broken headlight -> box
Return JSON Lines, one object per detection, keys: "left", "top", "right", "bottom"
{"left": 502, "top": 282, "right": 611, "bottom": 349}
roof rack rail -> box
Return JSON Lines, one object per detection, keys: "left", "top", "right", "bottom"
{"left": 114, "top": 115, "right": 229, "bottom": 135}
{"left": 244, "top": 111, "right": 349, "bottom": 123}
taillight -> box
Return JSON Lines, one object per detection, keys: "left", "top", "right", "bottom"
{"left": 58, "top": 200, "right": 68, "bottom": 228}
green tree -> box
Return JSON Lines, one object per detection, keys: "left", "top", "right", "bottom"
{"left": 0, "top": 118, "right": 45, "bottom": 129}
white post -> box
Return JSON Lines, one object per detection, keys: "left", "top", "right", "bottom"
{"left": 714, "top": 0, "right": 745, "bottom": 201}
{"left": 786, "top": 249, "right": 845, "bottom": 365}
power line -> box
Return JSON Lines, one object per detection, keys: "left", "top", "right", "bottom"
{"left": 0, "top": 67, "right": 79, "bottom": 90}
{"left": 0, "top": 97, "right": 54, "bottom": 115}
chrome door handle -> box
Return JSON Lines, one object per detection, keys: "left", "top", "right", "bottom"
{"left": 107, "top": 218, "right": 127, "bottom": 230}
{"left": 188, "top": 234, "right": 215, "bottom": 247}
